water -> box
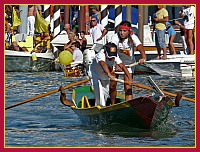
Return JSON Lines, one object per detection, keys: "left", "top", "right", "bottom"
{"left": 5, "top": 72, "right": 195, "bottom": 147}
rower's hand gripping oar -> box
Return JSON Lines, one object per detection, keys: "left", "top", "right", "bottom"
{"left": 126, "top": 62, "right": 139, "bottom": 68}
{"left": 112, "top": 62, "right": 139, "bottom": 74}
{"left": 114, "top": 78, "right": 195, "bottom": 103}
{"left": 5, "top": 79, "right": 89, "bottom": 110}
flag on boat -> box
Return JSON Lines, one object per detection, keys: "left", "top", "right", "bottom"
{"left": 12, "top": 7, "right": 22, "bottom": 29}
{"left": 35, "top": 10, "right": 50, "bottom": 34}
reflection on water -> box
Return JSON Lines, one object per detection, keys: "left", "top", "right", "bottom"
{"left": 5, "top": 72, "right": 195, "bottom": 147}
{"left": 83, "top": 120, "right": 177, "bottom": 139}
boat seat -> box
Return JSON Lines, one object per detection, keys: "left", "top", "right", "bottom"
{"left": 81, "top": 96, "right": 91, "bottom": 108}
{"left": 77, "top": 98, "right": 95, "bottom": 108}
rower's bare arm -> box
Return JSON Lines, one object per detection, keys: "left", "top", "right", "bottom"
{"left": 118, "top": 63, "right": 133, "bottom": 82}
{"left": 99, "top": 61, "right": 115, "bottom": 80}
{"left": 137, "top": 44, "right": 146, "bottom": 64}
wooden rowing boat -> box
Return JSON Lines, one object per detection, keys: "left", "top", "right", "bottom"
{"left": 62, "top": 78, "right": 175, "bottom": 129}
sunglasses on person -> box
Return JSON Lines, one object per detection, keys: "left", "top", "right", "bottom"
{"left": 91, "top": 20, "right": 96, "bottom": 22}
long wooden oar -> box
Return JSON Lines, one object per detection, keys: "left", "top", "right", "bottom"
{"left": 5, "top": 79, "right": 89, "bottom": 110}
{"left": 114, "top": 78, "right": 195, "bottom": 103}
{"left": 112, "top": 62, "right": 139, "bottom": 74}
{"left": 126, "top": 62, "right": 139, "bottom": 68}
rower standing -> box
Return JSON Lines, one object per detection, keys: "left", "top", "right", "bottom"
{"left": 90, "top": 42, "right": 132, "bottom": 107}
{"left": 110, "top": 20, "right": 146, "bottom": 104}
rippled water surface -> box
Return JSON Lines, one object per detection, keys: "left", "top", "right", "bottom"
{"left": 5, "top": 72, "right": 195, "bottom": 147}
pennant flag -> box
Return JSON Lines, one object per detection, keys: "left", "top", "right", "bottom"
{"left": 35, "top": 10, "right": 50, "bottom": 34}
{"left": 12, "top": 7, "right": 22, "bottom": 29}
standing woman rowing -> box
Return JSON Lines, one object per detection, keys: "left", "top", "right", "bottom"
{"left": 110, "top": 20, "right": 146, "bottom": 104}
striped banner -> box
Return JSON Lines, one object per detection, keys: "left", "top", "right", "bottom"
{"left": 101, "top": 5, "right": 108, "bottom": 29}
{"left": 115, "top": 5, "right": 122, "bottom": 33}
{"left": 101, "top": 5, "right": 108, "bottom": 44}
{"left": 53, "top": 5, "right": 60, "bottom": 37}
{"left": 44, "top": 5, "right": 50, "bottom": 22}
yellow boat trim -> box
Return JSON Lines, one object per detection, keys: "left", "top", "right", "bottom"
{"left": 72, "top": 101, "right": 132, "bottom": 115}
{"left": 81, "top": 96, "right": 91, "bottom": 108}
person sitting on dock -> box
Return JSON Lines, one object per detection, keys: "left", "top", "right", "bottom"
{"left": 8, "top": 41, "right": 28, "bottom": 52}
{"left": 90, "top": 42, "right": 133, "bottom": 107}
{"left": 80, "top": 31, "right": 87, "bottom": 53}
{"left": 64, "top": 31, "right": 76, "bottom": 51}
{"left": 110, "top": 20, "right": 146, "bottom": 104}
{"left": 69, "top": 41, "right": 83, "bottom": 62}
{"left": 32, "top": 37, "right": 47, "bottom": 53}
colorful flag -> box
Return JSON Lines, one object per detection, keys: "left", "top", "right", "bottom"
{"left": 35, "top": 10, "right": 50, "bottom": 34}
{"left": 12, "top": 7, "right": 22, "bottom": 28}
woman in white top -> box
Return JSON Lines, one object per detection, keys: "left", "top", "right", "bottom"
{"left": 179, "top": 5, "right": 195, "bottom": 54}
{"left": 110, "top": 20, "right": 146, "bottom": 104}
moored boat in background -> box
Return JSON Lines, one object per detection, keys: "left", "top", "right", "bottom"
{"left": 135, "top": 54, "right": 195, "bottom": 77}
{"left": 5, "top": 50, "right": 55, "bottom": 72}
{"left": 82, "top": 48, "right": 195, "bottom": 77}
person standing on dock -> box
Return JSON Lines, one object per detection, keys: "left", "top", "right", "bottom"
{"left": 88, "top": 16, "right": 107, "bottom": 47}
{"left": 165, "top": 21, "right": 176, "bottom": 55}
{"left": 90, "top": 6, "right": 101, "bottom": 23}
{"left": 179, "top": 5, "right": 195, "bottom": 55}
{"left": 27, "top": 5, "right": 35, "bottom": 36}
{"left": 27, "top": 5, "right": 42, "bottom": 36}
{"left": 60, "top": 23, "right": 71, "bottom": 35}
{"left": 153, "top": 5, "right": 169, "bottom": 60}
{"left": 110, "top": 20, "right": 146, "bottom": 104}
{"left": 174, "top": 20, "right": 188, "bottom": 54}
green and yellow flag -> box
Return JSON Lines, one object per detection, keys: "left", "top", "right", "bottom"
{"left": 12, "top": 7, "right": 22, "bottom": 29}
{"left": 35, "top": 10, "right": 50, "bottom": 34}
